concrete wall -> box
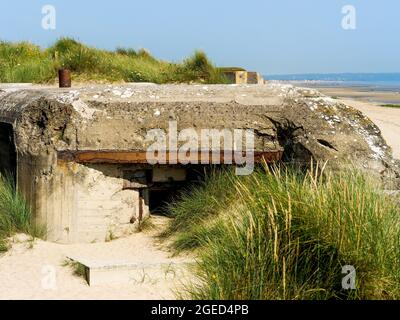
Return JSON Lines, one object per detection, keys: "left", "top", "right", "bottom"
{"left": 222, "top": 71, "right": 263, "bottom": 84}
{"left": 153, "top": 167, "right": 186, "bottom": 182}
{"left": 235, "top": 71, "right": 248, "bottom": 84}
{"left": 71, "top": 163, "right": 148, "bottom": 243}
{"left": 247, "top": 72, "right": 264, "bottom": 84}
{"left": 18, "top": 156, "right": 150, "bottom": 244}
{"left": 222, "top": 71, "right": 248, "bottom": 84}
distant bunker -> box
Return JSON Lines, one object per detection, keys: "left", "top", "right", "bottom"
{"left": 0, "top": 83, "right": 398, "bottom": 243}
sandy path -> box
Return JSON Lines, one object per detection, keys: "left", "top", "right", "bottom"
{"left": 0, "top": 218, "right": 192, "bottom": 300}
{"left": 338, "top": 99, "right": 400, "bottom": 159}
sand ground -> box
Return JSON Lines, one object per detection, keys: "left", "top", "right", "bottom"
{"left": 316, "top": 86, "right": 400, "bottom": 105}
{"left": 0, "top": 217, "right": 193, "bottom": 300}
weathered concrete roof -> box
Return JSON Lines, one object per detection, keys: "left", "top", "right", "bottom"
{"left": 0, "top": 84, "right": 286, "bottom": 155}
{"left": 0, "top": 83, "right": 399, "bottom": 187}
{"left": 0, "top": 83, "right": 283, "bottom": 106}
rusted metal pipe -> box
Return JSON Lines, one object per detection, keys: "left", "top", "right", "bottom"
{"left": 58, "top": 69, "right": 71, "bottom": 88}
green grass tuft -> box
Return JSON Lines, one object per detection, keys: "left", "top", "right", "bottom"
{"left": 0, "top": 38, "right": 227, "bottom": 84}
{"left": 165, "top": 165, "right": 400, "bottom": 300}
{"left": 0, "top": 239, "right": 8, "bottom": 252}
{"left": 161, "top": 168, "right": 237, "bottom": 246}
{"left": 63, "top": 259, "right": 87, "bottom": 279}
{"left": 0, "top": 174, "right": 44, "bottom": 251}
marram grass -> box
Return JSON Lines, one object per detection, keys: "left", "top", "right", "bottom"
{"left": 165, "top": 165, "right": 400, "bottom": 300}
{"left": 0, "top": 38, "right": 228, "bottom": 84}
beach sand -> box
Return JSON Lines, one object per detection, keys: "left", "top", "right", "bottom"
{"left": 0, "top": 217, "right": 193, "bottom": 300}
{"left": 313, "top": 86, "right": 400, "bottom": 105}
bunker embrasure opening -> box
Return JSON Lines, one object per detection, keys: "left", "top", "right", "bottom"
{"left": 122, "top": 165, "right": 211, "bottom": 216}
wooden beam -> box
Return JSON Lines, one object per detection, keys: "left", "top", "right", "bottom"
{"left": 57, "top": 150, "right": 283, "bottom": 165}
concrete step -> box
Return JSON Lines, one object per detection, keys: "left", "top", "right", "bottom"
{"left": 66, "top": 256, "right": 192, "bottom": 286}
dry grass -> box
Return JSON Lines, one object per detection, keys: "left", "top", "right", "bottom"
{"left": 0, "top": 175, "right": 44, "bottom": 252}
{"left": 164, "top": 165, "right": 400, "bottom": 300}
{"left": 0, "top": 38, "right": 228, "bottom": 84}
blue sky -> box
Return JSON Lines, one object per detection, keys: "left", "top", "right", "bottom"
{"left": 1, "top": 0, "right": 399, "bottom": 74}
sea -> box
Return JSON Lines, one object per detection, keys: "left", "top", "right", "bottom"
{"left": 264, "top": 73, "right": 400, "bottom": 92}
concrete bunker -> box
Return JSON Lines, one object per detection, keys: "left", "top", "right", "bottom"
{"left": 0, "top": 85, "right": 286, "bottom": 244}
{"left": 2, "top": 84, "right": 395, "bottom": 244}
